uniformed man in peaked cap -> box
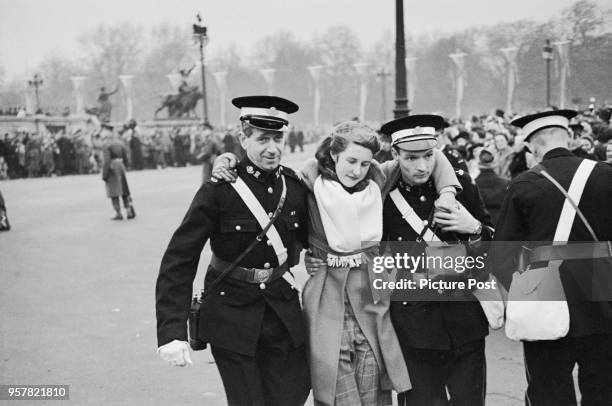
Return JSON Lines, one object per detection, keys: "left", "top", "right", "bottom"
{"left": 156, "top": 95, "right": 310, "bottom": 406}
{"left": 379, "top": 114, "right": 493, "bottom": 406}
{"left": 492, "top": 109, "right": 612, "bottom": 405}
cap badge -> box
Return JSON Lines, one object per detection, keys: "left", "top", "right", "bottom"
{"left": 246, "top": 165, "right": 254, "bottom": 174}
{"left": 267, "top": 107, "right": 279, "bottom": 116}
{"left": 254, "top": 171, "right": 261, "bottom": 178}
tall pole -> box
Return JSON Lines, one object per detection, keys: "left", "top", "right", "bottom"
{"left": 543, "top": 39, "right": 553, "bottom": 107}
{"left": 199, "top": 39, "right": 208, "bottom": 124}
{"left": 394, "top": 0, "right": 409, "bottom": 118}
{"left": 193, "top": 14, "right": 209, "bottom": 125}
{"left": 376, "top": 67, "right": 391, "bottom": 122}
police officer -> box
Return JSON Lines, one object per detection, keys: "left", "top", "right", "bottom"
{"left": 379, "top": 115, "right": 493, "bottom": 406}
{"left": 101, "top": 124, "right": 136, "bottom": 220}
{"left": 492, "top": 110, "right": 612, "bottom": 405}
{"left": 155, "top": 95, "right": 310, "bottom": 406}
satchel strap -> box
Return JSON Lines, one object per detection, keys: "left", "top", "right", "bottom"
{"left": 532, "top": 159, "right": 598, "bottom": 242}
{"left": 231, "top": 175, "right": 288, "bottom": 264}
{"left": 529, "top": 241, "right": 612, "bottom": 263}
{"left": 389, "top": 188, "right": 444, "bottom": 244}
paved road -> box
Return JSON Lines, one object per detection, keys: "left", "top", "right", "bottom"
{"left": 0, "top": 144, "right": 525, "bottom": 405}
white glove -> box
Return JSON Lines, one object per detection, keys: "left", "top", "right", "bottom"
{"left": 157, "top": 340, "right": 193, "bottom": 367}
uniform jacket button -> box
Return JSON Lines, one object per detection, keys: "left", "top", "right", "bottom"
{"left": 264, "top": 262, "right": 270, "bottom": 269}
{"left": 420, "top": 195, "right": 427, "bottom": 202}
{"left": 267, "top": 187, "right": 273, "bottom": 194}
{"left": 268, "top": 212, "right": 273, "bottom": 218}
{"left": 397, "top": 236, "right": 403, "bottom": 241}
{"left": 294, "top": 223, "right": 299, "bottom": 228}
{"left": 266, "top": 240, "right": 273, "bottom": 246}
{"left": 259, "top": 283, "right": 266, "bottom": 290}
{"left": 219, "top": 291, "right": 225, "bottom": 296}
{"left": 235, "top": 225, "right": 241, "bottom": 231}
{"left": 402, "top": 301, "right": 408, "bottom": 305}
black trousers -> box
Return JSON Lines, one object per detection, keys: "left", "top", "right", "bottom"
{"left": 210, "top": 305, "right": 310, "bottom": 406}
{"left": 397, "top": 340, "right": 486, "bottom": 406}
{"left": 523, "top": 334, "right": 612, "bottom": 406}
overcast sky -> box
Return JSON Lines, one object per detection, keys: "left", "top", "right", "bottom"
{"left": 0, "top": 0, "right": 605, "bottom": 80}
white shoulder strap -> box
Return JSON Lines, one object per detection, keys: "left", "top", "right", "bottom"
{"left": 389, "top": 188, "right": 443, "bottom": 244}
{"left": 553, "top": 159, "right": 597, "bottom": 242}
{"left": 230, "top": 176, "right": 288, "bottom": 265}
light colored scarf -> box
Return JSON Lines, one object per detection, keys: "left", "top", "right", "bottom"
{"left": 314, "top": 175, "right": 382, "bottom": 267}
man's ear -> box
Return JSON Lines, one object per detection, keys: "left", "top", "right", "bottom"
{"left": 239, "top": 132, "right": 249, "bottom": 149}
{"left": 331, "top": 152, "right": 338, "bottom": 163}
{"left": 391, "top": 147, "right": 399, "bottom": 160}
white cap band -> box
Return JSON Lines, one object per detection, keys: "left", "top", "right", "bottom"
{"left": 240, "top": 107, "right": 288, "bottom": 121}
{"left": 391, "top": 127, "right": 436, "bottom": 145}
{"left": 522, "top": 115, "right": 569, "bottom": 139}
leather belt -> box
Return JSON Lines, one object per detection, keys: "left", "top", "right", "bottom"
{"left": 210, "top": 254, "right": 288, "bottom": 284}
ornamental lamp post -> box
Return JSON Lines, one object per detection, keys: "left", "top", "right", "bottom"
{"left": 28, "top": 74, "right": 43, "bottom": 114}
{"left": 193, "top": 13, "right": 209, "bottom": 125}
{"left": 542, "top": 39, "right": 554, "bottom": 108}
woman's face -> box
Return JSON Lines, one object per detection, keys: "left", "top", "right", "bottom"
{"left": 580, "top": 139, "right": 592, "bottom": 152}
{"left": 332, "top": 142, "right": 373, "bottom": 188}
{"left": 495, "top": 135, "right": 508, "bottom": 150}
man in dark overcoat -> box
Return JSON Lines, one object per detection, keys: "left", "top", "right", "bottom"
{"left": 101, "top": 124, "right": 136, "bottom": 220}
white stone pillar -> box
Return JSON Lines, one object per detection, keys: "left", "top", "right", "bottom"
{"left": 353, "top": 63, "right": 370, "bottom": 122}
{"left": 500, "top": 47, "right": 519, "bottom": 114}
{"left": 259, "top": 68, "right": 276, "bottom": 95}
{"left": 70, "top": 76, "right": 87, "bottom": 114}
{"left": 405, "top": 57, "right": 418, "bottom": 110}
{"left": 555, "top": 40, "right": 571, "bottom": 109}
{"left": 449, "top": 51, "right": 467, "bottom": 118}
{"left": 118, "top": 74, "right": 134, "bottom": 120}
{"left": 307, "top": 65, "right": 323, "bottom": 126}
{"left": 213, "top": 71, "right": 228, "bottom": 127}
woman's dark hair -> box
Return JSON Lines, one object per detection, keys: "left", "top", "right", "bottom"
{"left": 315, "top": 121, "right": 380, "bottom": 181}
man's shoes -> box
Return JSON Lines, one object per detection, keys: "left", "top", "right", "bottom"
{"left": 111, "top": 213, "right": 123, "bottom": 220}
{"left": 126, "top": 206, "right": 136, "bottom": 219}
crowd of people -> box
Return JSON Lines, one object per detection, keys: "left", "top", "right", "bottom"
{"left": 0, "top": 120, "right": 318, "bottom": 181}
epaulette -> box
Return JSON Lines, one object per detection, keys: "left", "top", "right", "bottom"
{"left": 280, "top": 165, "right": 301, "bottom": 181}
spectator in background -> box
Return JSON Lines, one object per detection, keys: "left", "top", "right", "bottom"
{"left": 474, "top": 147, "right": 509, "bottom": 225}
{"left": 296, "top": 127, "right": 305, "bottom": 152}
{"left": 0, "top": 157, "right": 8, "bottom": 180}
{"left": 494, "top": 133, "right": 513, "bottom": 179}
{"left": 374, "top": 131, "right": 393, "bottom": 163}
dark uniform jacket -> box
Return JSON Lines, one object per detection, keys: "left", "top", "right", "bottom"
{"left": 156, "top": 157, "right": 308, "bottom": 356}
{"left": 441, "top": 144, "right": 469, "bottom": 173}
{"left": 492, "top": 148, "right": 612, "bottom": 337}
{"left": 382, "top": 168, "right": 493, "bottom": 351}
{"left": 475, "top": 168, "right": 509, "bottom": 226}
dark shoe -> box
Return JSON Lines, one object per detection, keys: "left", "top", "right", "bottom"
{"left": 126, "top": 206, "right": 136, "bottom": 219}
{"left": 111, "top": 213, "right": 123, "bottom": 220}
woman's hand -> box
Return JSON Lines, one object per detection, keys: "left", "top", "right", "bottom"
{"left": 211, "top": 153, "right": 238, "bottom": 182}
{"left": 304, "top": 250, "right": 327, "bottom": 276}
{"left": 434, "top": 189, "right": 457, "bottom": 212}
{"left": 433, "top": 201, "right": 480, "bottom": 235}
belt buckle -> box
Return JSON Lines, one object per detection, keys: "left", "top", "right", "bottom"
{"left": 253, "top": 268, "right": 272, "bottom": 283}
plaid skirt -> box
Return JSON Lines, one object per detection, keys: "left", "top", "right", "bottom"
{"left": 316, "top": 296, "right": 392, "bottom": 406}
